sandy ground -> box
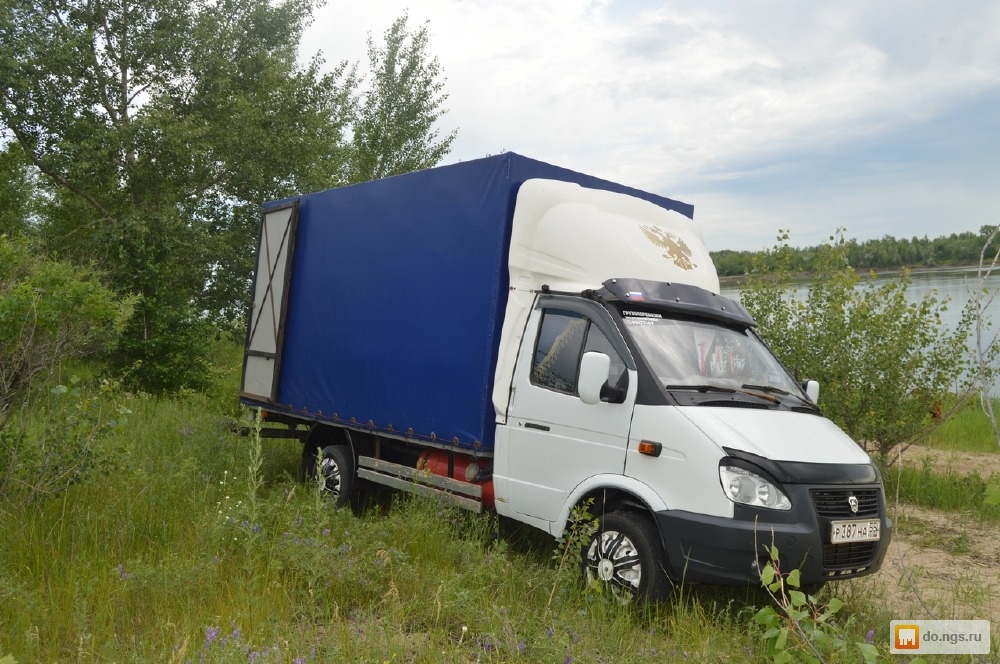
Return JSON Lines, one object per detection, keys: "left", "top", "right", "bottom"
{"left": 847, "top": 446, "right": 1000, "bottom": 623}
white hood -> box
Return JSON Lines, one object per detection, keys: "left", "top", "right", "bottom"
{"left": 678, "top": 407, "right": 873, "bottom": 465}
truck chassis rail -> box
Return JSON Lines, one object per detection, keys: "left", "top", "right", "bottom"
{"left": 357, "top": 456, "right": 483, "bottom": 513}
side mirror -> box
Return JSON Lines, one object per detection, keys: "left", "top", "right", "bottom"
{"left": 803, "top": 379, "right": 820, "bottom": 403}
{"left": 579, "top": 352, "right": 611, "bottom": 405}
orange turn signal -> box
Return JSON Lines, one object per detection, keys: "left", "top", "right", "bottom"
{"left": 637, "top": 440, "right": 662, "bottom": 457}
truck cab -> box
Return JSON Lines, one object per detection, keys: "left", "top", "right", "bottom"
{"left": 495, "top": 277, "right": 888, "bottom": 599}
{"left": 490, "top": 179, "right": 890, "bottom": 600}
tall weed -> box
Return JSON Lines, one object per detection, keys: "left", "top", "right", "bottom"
{"left": 0, "top": 376, "right": 128, "bottom": 506}
{"left": 925, "top": 397, "right": 1000, "bottom": 453}
{"left": 883, "top": 456, "right": 1000, "bottom": 520}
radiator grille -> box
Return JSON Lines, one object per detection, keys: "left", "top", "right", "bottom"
{"left": 810, "top": 488, "right": 880, "bottom": 519}
{"left": 822, "top": 542, "right": 879, "bottom": 571}
{"left": 811, "top": 487, "right": 883, "bottom": 574}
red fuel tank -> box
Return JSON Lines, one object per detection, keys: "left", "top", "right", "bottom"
{"left": 417, "top": 450, "right": 495, "bottom": 511}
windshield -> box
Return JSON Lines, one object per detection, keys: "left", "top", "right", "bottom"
{"left": 622, "top": 313, "right": 804, "bottom": 396}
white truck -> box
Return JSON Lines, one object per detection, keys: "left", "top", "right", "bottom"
{"left": 241, "top": 152, "right": 891, "bottom": 600}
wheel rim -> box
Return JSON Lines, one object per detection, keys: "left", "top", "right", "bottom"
{"left": 586, "top": 530, "right": 642, "bottom": 597}
{"left": 320, "top": 456, "right": 342, "bottom": 496}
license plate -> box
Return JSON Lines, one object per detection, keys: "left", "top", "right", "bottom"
{"left": 829, "top": 519, "right": 881, "bottom": 544}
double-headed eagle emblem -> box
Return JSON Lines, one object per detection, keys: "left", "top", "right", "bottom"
{"left": 640, "top": 225, "right": 697, "bottom": 271}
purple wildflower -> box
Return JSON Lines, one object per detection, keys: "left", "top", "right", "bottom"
{"left": 323, "top": 528, "right": 331, "bottom": 536}
{"left": 293, "top": 658, "right": 305, "bottom": 664}
{"left": 866, "top": 629, "right": 875, "bottom": 644}
{"left": 116, "top": 563, "right": 127, "bottom": 580}
{"left": 205, "top": 626, "right": 220, "bottom": 648}
{"left": 564, "top": 656, "right": 573, "bottom": 664}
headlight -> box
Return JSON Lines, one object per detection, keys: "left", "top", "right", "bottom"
{"left": 719, "top": 465, "right": 791, "bottom": 510}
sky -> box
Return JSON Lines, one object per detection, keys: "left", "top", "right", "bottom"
{"left": 301, "top": 1, "right": 1000, "bottom": 252}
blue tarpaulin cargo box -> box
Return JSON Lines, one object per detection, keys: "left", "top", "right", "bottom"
{"left": 241, "top": 152, "right": 692, "bottom": 452}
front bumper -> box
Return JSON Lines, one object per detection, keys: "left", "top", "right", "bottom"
{"left": 653, "top": 483, "right": 892, "bottom": 585}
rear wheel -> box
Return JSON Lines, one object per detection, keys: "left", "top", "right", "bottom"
{"left": 298, "top": 443, "right": 319, "bottom": 483}
{"left": 301, "top": 443, "right": 355, "bottom": 509}
{"left": 319, "top": 445, "right": 355, "bottom": 508}
{"left": 584, "top": 511, "right": 670, "bottom": 603}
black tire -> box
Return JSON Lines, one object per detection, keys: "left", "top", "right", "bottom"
{"left": 299, "top": 424, "right": 339, "bottom": 483}
{"left": 583, "top": 511, "right": 670, "bottom": 603}
{"left": 298, "top": 443, "right": 320, "bottom": 483}
{"left": 316, "top": 444, "right": 355, "bottom": 509}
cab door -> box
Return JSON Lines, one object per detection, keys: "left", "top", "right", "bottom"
{"left": 497, "top": 299, "right": 636, "bottom": 525}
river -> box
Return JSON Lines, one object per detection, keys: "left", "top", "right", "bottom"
{"left": 720, "top": 265, "right": 1000, "bottom": 391}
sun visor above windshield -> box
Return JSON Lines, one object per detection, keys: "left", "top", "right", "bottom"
{"left": 603, "top": 278, "right": 756, "bottom": 327}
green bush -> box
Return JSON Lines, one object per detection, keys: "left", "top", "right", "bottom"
{"left": 0, "top": 376, "right": 129, "bottom": 505}
{"left": 753, "top": 544, "right": 892, "bottom": 663}
{"left": 741, "top": 230, "right": 972, "bottom": 461}
{"left": 110, "top": 300, "right": 216, "bottom": 394}
{"left": 0, "top": 235, "right": 134, "bottom": 418}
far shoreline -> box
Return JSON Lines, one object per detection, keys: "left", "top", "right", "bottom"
{"left": 718, "top": 263, "right": 989, "bottom": 287}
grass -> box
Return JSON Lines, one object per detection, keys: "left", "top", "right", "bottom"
{"left": 0, "top": 389, "right": 775, "bottom": 662}
{"left": 882, "top": 458, "right": 1000, "bottom": 522}
{"left": 881, "top": 397, "right": 1000, "bottom": 519}
{"left": 1, "top": 354, "right": 997, "bottom": 662}
{"left": 924, "top": 397, "right": 1000, "bottom": 453}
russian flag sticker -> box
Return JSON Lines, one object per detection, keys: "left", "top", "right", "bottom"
{"left": 626, "top": 291, "right": 645, "bottom": 301}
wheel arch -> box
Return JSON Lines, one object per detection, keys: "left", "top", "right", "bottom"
{"left": 550, "top": 474, "right": 667, "bottom": 538}
{"left": 304, "top": 422, "right": 350, "bottom": 453}
{"left": 300, "top": 424, "right": 359, "bottom": 483}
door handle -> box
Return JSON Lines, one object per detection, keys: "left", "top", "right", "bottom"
{"left": 524, "top": 422, "right": 550, "bottom": 431}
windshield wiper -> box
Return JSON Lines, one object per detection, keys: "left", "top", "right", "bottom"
{"left": 664, "top": 384, "right": 735, "bottom": 393}
{"left": 741, "top": 384, "right": 791, "bottom": 396}
{"left": 742, "top": 384, "right": 819, "bottom": 409}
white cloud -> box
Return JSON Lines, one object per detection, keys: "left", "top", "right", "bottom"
{"left": 303, "top": 1, "right": 1000, "bottom": 250}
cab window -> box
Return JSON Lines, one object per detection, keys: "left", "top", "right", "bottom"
{"left": 532, "top": 310, "right": 587, "bottom": 393}
{"left": 531, "top": 309, "right": 627, "bottom": 399}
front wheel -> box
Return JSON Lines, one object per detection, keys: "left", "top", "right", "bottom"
{"left": 583, "top": 511, "right": 670, "bottom": 603}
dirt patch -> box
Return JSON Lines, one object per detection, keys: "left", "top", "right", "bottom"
{"left": 850, "top": 502, "right": 1000, "bottom": 623}
{"left": 890, "top": 445, "right": 1000, "bottom": 478}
